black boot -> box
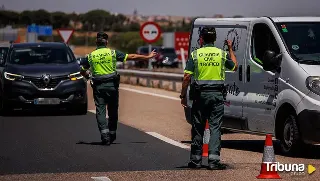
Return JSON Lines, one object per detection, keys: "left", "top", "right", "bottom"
{"left": 187, "top": 161, "right": 202, "bottom": 169}
{"left": 101, "top": 133, "right": 111, "bottom": 146}
{"left": 110, "top": 133, "right": 116, "bottom": 144}
{"left": 208, "top": 161, "right": 227, "bottom": 170}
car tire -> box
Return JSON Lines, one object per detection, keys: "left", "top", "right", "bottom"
{"left": 279, "top": 111, "right": 304, "bottom": 156}
{"left": 0, "top": 97, "right": 12, "bottom": 116}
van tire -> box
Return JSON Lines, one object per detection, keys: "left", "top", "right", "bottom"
{"left": 279, "top": 112, "right": 303, "bottom": 156}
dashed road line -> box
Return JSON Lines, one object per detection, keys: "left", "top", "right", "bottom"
{"left": 91, "top": 176, "right": 112, "bottom": 181}
{"left": 146, "top": 132, "right": 190, "bottom": 150}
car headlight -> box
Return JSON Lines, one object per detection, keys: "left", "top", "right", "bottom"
{"left": 306, "top": 76, "right": 320, "bottom": 96}
{"left": 4, "top": 72, "right": 24, "bottom": 81}
{"left": 68, "top": 72, "right": 83, "bottom": 81}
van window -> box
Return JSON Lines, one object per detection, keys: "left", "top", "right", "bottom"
{"left": 251, "top": 23, "right": 280, "bottom": 65}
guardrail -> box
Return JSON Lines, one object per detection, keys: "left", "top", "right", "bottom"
{"left": 117, "top": 69, "right": 183, "bottom": 92}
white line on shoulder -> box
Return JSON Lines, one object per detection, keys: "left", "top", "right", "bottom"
{"left": 91, "top": 176, "right": 112, "bottom": 181}
{"left": 119, "top": 87, "right": 180, "bottom": 101}
{"left": 146, "top": 132, "right": 190, "bottom": 150}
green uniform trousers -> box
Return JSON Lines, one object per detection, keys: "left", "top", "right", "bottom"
{"left": 190, "top": 90, "right": 224, "bottom": 164}
{"left": 92, "top": 81, "right": 119, "bottom": 141}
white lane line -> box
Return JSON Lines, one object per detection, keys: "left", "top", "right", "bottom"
{"left": 146, "top": 132, "right": 190, "bottom": 150}
{"left": 91, "top": 176, "right": 112, "bottom": 181}
{"left": 119, "top": 87, "right": 180, "bottom": 101}
{"left": 87, "top": 110, "right": 189, "bottom": 150}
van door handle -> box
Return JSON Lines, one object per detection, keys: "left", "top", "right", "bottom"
{"left": 247, "top": 65, "right": 250, "bottom": 82}
{"left": 238, "top": 65, "right": 242, "bottom": 81}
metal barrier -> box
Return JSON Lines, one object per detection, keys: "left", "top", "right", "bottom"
{"left": 117, "top": 69, "right": 183, "bottom": 92}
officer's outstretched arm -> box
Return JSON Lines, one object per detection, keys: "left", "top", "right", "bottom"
{"left": 127, "top": 50, "right": 157, "bottom": 61}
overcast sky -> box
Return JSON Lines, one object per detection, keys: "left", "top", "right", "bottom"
{"left": 1, "top": 0, "right": 320, "bottom": 17}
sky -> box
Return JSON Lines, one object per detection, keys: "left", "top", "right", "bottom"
{"left": 1, "top": 0, "right": 320, "bottom": 17}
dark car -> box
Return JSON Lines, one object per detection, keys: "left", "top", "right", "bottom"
{"left": 135, "top": 46, "right": 179, "bottom": 68}
{"left": 0, "top": 42, "right": 87, "bottom": 114}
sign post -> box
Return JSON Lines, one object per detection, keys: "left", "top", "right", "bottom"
{"left": 57, "top": 29, "right": 74, "bottom": 44}
{"left": 140, "top": 22, "right": 162, "bottom": 70}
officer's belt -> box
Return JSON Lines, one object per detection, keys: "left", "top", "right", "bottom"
{"left": 92, "top": 72, "right": 118, "bottom": 83}
{"left": 198, "top": 85, "right": 224, "bottom": 92}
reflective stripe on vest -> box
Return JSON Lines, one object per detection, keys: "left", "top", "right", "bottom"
{"left": 191, "top": 47, "right": 226, "bottom": 85}
{"left": 88, "top": 48, "right": 117, "bottom": 76}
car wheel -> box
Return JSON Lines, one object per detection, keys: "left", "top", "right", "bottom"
{"left": 0, "top": 97, "right": 12, "bottom": 116}
{"left": 279, "top": 112, "right": 304, "bottom": 156}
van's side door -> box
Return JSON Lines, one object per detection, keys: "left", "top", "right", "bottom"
{"left": 189, "top": 20, "right": 249, "bottom": 130}
{"left": 243, "top": 20, "right": 282, "bottom": 133}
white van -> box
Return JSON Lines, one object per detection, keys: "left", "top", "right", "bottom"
{"left": 184, "top": 17, "right": 320, "bottom": 155}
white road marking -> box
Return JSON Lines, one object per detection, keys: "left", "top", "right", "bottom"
{"left": 119, "top": 87, "right": 180, "bottom": 101}
{"left": 146, "top": 132, "right": 190, "bottom": 150}
{"left": 91, "top": 176, "right": 112, "bottom": 181}
{"left": 87, "top": 110, "right": 189, "bottom": 150}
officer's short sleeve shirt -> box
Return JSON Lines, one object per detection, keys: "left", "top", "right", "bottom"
{"left": 183, "top": 51, "right": 236, "bottom": 74}
{"left": 115, "top": 50, "right": 128, "bottom": 63}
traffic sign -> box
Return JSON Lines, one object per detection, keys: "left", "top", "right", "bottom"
{"left": 38, "top": 26, "right": 52, "bottom": 36}
{"left": 139, "top": 22, "right": 161, "bottom": 43}
{"left": 27, "top": 24, "right": 39, "bottom": 33}
{"left": 57, "top": 29, "right": 74, "bottom": 44}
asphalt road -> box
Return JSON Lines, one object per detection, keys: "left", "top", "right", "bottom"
{"left": 0, "top": 112, "right": 190, "bottom": 175}
{"left": 1, "top": 83, "right": 320, "bottom": 181}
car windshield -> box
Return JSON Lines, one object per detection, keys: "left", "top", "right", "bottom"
{"left": 276, "top": 22, "right": 320, "bottom": 64}
{"left": 0, "top": 47, "right": 9, "bottom": 59}
{"left": 160, "top": 48, "right": 176, "bottom": 54}
{"left": 9, "top": 47, "right": 73, "bottom": 65}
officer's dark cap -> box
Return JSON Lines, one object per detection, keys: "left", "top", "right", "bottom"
{"left": 97, "top": 32, "right": 108, "bottom": 40}
{"left": 200, "top": 27, "right": 216, "bottom": 36}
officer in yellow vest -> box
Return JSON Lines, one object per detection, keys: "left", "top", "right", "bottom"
{"left": 180, "top": 27, "right": 238, "bottom": 170}
{"left": 81, "top": 32, "right": 157, "bottom": 145}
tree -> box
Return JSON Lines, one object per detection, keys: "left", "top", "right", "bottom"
{"left": 81, "top": 9, "right": 111, "bottom": 31}
{"left": 0, "top": 10, "right": 20, "bottom": 26}
{"left": 19, "top": 10, "right": 34, "bottom": 25}
{"left": 32, "top": 9, "right": 51, "bottom": 25}
{"left": 51, "top": 11, "right": 70, "bottom": 28}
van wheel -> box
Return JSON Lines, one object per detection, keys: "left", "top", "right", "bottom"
{"left": 279, "top": 112, "right": 303, "bottom": 156}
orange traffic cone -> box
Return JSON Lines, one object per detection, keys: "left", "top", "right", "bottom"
{"left": 256, "top": 134, "right": 281, "bottom": 179}
{"left": 202, "top": 120, "right": 209, "bottom": 157}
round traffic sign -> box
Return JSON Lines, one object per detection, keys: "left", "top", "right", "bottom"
{"left": 140, "top": 22, "right": 161, "bottom": 43}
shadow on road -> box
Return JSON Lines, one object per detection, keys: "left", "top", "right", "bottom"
{"left": 181, "top": 139, "right": 320, "bottom": 159}
{"left": 222, "top": 140, "right": 320, "bottom": 159}
{"left": 76, "top": 141, "right": 147, "bottom": 146}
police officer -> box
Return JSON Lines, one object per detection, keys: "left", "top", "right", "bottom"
{"left": 180, "top": 27, "right": 238, "bottom": 170}
{"left": 81, "top": 32, "right": 157, "bottom": 146}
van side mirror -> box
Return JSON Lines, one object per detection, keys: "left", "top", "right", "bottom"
{"left": 262, "top": 50, "right": 282, "bottom": 72}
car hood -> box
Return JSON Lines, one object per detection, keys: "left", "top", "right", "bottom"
{"left": 299, "top": 64, "right": 320, "bottom": 76}
{"left": 5, "top": 63, "right": 80, "bottom": 77}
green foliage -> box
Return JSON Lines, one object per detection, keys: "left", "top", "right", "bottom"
{"left": 0, "top": 9, "right": 193, "bottom": 32}
{"left": 109, "top": 32, "right": 163, "bottom": 53}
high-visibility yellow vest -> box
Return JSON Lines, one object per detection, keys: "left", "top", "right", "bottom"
{"left": 191, "top": 47, "right": 226, "bottom": 85}
{"left": 87, "top": 48, "right": 117, "bottom": 76}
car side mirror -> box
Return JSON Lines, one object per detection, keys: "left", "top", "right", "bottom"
{"left": 262, "top": 50, "right": 282, "bottom": 73}
{"left": 76, "top": 57, "right": 81, "bottom": 65}
{"left": 0, "top": 57, "right": 4, "bottom": 66}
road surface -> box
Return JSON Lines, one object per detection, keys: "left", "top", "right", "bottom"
{"left": 0, "top": 83, "right": 320, "bottom": 181}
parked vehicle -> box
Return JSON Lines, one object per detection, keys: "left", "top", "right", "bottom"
{"left": 0, "top": 42, "right": 87, "bottom": 115}
{"left": 135, "top": 46, "right": 179, "bottom": 68}
{"left": 184, "top": 16, "right": 320, "bottom": 155}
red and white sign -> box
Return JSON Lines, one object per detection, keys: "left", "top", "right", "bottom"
{"left": 175, "top": 32, "right": 190, "bottom": 60}
{"left": 140, "top": 22, "right": 161, "bottom": 44}
{"left": 57, "top": 29, "right": 74, "bottom": 44}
